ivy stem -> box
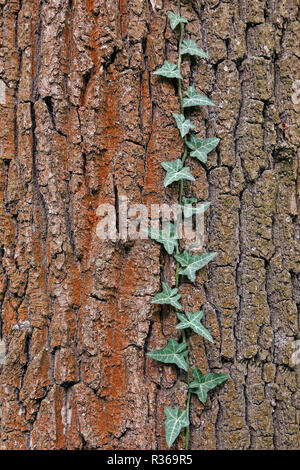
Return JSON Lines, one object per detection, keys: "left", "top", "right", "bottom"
{"left": 176, "top": 0, "right": 191, "bottom": 451}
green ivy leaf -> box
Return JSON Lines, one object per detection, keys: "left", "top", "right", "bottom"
{"left": 182, "top": 86, "right": 215, "bottom": 108}
{"left": 172, "top": 113, "right": 195, "bottom": 138}
{"left": 147, "top": 338, "right": 188, "bottom": 371}
{"left": 174, "top": 249, "right": 192, "bottom": 267}
{"left": 186, "top": 135, "right": 220, "bottom": 163}
{"left": 174, "top": 250, "right": 217, "bottom": 282}
{"left": 176, "top": 310, "right": 213, "bottom": 342}
{"left": 152, "top": 282, "right": 183, "bottom": 310}
{"left": 161, "top": 159, "right": 195, "bottom": 187}
{"left": 164, "top": 406, "right": 189, "bottom": 448}
{"left": 168, "top": 11, "right": 188, "bottom": 30}
{"left": 148, "top": 222, "right": 178, "bottom": 254}
{"left": 154, "top": 60, "right": 182, "bottom": 79}
{"left": 189, "top": 367, "right": 229, "bottom": 404}
{"left": 178, "top": 201, "right": 210, "bottom": 218}
{"left": 181, "top": 39, "right": 208, "bottom": 58}
{"left": 182, "top": 197, "right": 197, "bottom": 205}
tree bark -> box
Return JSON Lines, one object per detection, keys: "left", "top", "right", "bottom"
{"left": 0, "top": 0, "right": 299, "bottom": 450}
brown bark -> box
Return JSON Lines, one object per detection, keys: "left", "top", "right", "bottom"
{"left": 0, "top": 0, "right": 299, "bottom": 450}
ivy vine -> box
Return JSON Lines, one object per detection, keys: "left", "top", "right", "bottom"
{"left": 147, "top": 1, "right": 229, "bottom": 449}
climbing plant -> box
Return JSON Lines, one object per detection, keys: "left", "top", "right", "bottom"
{"left": 147, "top": 1, "right": 229, "bottom": 450}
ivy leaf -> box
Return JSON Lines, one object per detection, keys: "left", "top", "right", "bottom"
{"left": 176, "top": 310, "right": 213, "bottom": 342}
{"left": 189, "top": 367, "right": 229, "bottom": 404}
{"left": 148, "top": 222, "right": 178, "bottom": 254}
{"left": 161, "top": 159, "right": 195, "bottom": 187}
{"left": 182, "top": 197, "right": 197, "bottom": 205}
{"left": 168, "top": 11, "right": 188, "bottom": 30}
{"left": 182, "top": 86, "right": 215, "bottom": 108}
{"left": 186, "top": 135, "right": 220, "bottom": 163}
{"left": 174, "top": 250, "right": 217, "bottom": 282}
{"left": 181, "top": 39, "right": 208, "bottom": 58}
{"left": 165, "top": 406, "right": 189, "bottom": 448}
{"left": 178, "top": 201, "right": 210, "bottom": 218}
{"left": 172, "top": 113, "right": 195, "bottom": 138}
{"left": 174, "top": 249, "right": 193, "bottom": 267}
{"left": 154, "top": 60, "right": 182, "bottom": 79}
{"left": 152, "top": 282, "right": 183, "bottom": 310}
{"left": 147, "top": 338, "right": 189, "bottom": 371}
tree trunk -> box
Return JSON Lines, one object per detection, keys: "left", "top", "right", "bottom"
{"left": 0, "top": 0, "right": 299, "bottom": 450}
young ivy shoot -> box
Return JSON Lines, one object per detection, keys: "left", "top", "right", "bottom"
{"left": 147, "top": 1, "right": 229, "bottom": 450}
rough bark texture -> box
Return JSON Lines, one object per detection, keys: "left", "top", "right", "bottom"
{"left": 0, "top": 0, "right": 299, "bottom": 450}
